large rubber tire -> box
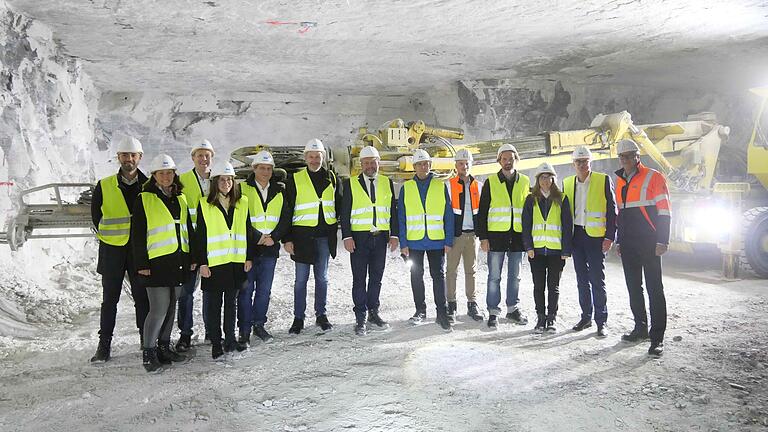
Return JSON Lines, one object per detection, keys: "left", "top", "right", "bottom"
{"left": 741, "top": 206, "right": 768, "bottom": 278}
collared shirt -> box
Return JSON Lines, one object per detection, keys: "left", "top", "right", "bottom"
{"left": 573, "top": 172, "right": 591, "bottom": 227}
{"left": 119, "top": 173, "right": 139, "bottom": 186}
{"left": 255, "top": 180, "right": 270, "bottom": 203}
{"left": 195, "top": 170, "right": 210, "bottom": 196}
{"left": 462, "top": 180, "right": 474, "bottom": 231}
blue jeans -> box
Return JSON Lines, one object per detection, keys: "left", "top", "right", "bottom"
{"left": 572, "top": 226, "right": 608, "bottom": 325}
{"left": 293, "top": 237, "right": 330, "bottom": 319}
{"left": 176, "top": 269, "right": 211, "bottom": 337}
{"left": 350, "top": 232, "right": 388, "bottom": 321}
{"left": 486, "top": 251, "right": 523, "bottom": 316}
{"left": 238, "top": 256, "right": 277, "bottom": 333}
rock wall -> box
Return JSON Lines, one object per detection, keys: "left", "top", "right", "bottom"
{"left": 0, "top": 0, "right": 100, "bottom": 337}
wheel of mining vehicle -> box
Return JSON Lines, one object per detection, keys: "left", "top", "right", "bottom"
{"left": 741, "top": 206, "right": 768, "bottom": 278}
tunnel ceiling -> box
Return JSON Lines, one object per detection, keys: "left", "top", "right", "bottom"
{"left": 8, "top": 0, "right": 768, "bottom": 94}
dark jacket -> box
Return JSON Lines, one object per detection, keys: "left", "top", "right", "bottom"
{"left": 243, "top": 173, "right": 291, "bottom": 258}
{"left": 92, "top": 169, "right": 148, "bottom": 277}
{"left": 283, "top": 167, "right": 342, "bottom": 264}
{"left": 193, "top": 199, "right": 256, "bottom": 292}
{"left": 565, "top": 173, "right": 617, "bottom": 241}
{"left": 397, "top": 173, "right": 455, "bottom": 250}
{"left": 522, "top": 194, "right": 573, "bottom": 256}
{"left": 450, "top": 175, "right": 480, "bottom": 236}
{"left": 340, "top": 174, "right": 399, "bottom": 240}
{"left": 131, "top": 180, "right": 193, "bottom": 288}
{"left": 476, "top": 170, "right": 527, "bottom": 252}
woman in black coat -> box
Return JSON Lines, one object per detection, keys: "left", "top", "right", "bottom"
{"left": 194, "top": 161, "right": 255, "bottom": 359}
{"left": 132, "top": 154, "right": 194, "bottom": 372}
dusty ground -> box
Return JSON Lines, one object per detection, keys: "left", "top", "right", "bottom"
{"left": 0, "top": 246, "right": 766, "bottom": 432}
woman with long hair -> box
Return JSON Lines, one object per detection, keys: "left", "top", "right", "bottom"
{"left": 132, "top": 154, "right": 194, "bottom": 372}
{"left": 522, "top": 162, "right": 573, "bottom": 333}
{"left": 194, "top": 161, "right": 255, "bottom": 359}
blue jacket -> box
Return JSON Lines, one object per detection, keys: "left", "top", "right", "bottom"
{"left": 398, "top": 173, "right": 454, "bottom": 250}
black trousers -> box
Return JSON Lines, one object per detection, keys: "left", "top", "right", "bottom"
{"left": 620, "top": 241, "right": 667, "bottom": 343}
{"left": 98, "top": 272, "right": 149, "bottom": 340}
{"left": 409, "top": 249, "right": 448, "bottom": 315}
{"left": 529, "top": 254, "right": 565, "bottom": 318}
{"left": 350, "top": 232, "right": 388, "bottom": 322}
{"left": 206, "top": 287, "right": 239, "bottom": 347}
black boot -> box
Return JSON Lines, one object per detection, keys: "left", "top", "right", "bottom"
{"left": 238, "top": 332, "right": 250, "bottom": 347}
{"left": 572, "top": 318, "right": 592, "bottom": 331}
{"left": 316, "top": 315, "right": 333, "bottom": 332}
{"left": 289, "top": 318, "right": 304, "bottom": 335}
{"left": 467, "top": 302, "right": 483, "bottom": 321}
{"left": 253, "top": 325, "right": 274, "bottom": 343}
{"left": 409, "top": 310, "right": 427, "bottom": 325}
{"left": 534, "top": 314, "right": 546, "bottom": 333}
{"left": 175, "top": 334, "right": 191, "bottom": 352}
{"left": 367, "top": 310, "right": 390, "bottom": 330}
{"left": 436, "top": 311, "right": 453, "bottom": 332}
{"left": 545, "top": 316, "right": 557, "bottom": 333}
{"left": 447, "top": 301, "right": 457, "bottom": 323}
{"left": 142, "top": 348, "right": 163, "bottom": 372}
{"left": 90, "top": 338, "right": 112, "bottom": 363}
{"left": 487, "top": 314, "right": 498, "bottom": 329}
{"left": 621, "top": 327, "right": 649, "bottom": 342}
{"left": 157, "top": 342, "right": 186, "bottom": 363}
{"left": 648, "top": 341, "right": 664, "bottom": 357}
{"left": 354, "top": 319, "right": 367, "bottom": 336}
{"left": 506, "top": 309, "right": 529, "bottom": 325}
{"left": 211, "top": 341, "right": 224, "bottom": 359}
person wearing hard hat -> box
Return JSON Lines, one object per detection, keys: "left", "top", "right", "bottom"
{"left": 614, "top": 139, "right": 670, "bottom": 357}
{"left": 193, "top": 160, "right": 255, "bottom": 358}
{"left": 445, "top": 148, "right": 484, "bottom": 322}
{"left": 283, "top": 138, "right": 342, "bottom": 335}
{"left": 89, "top": 136, "right": 150, "bottom": 363}
{"left": 175, "top": 139, "right": 215, "bottom": 352}
{"left": 131, "top": 154, "right": 194, "bottom": 372}
{"left": 562, "top": 146, "right": 617, "bottom": 337}
{"left": 398, "top": 149, "right": 454, "bottom": 331}
{"left": 237, "top": 150, "right": 290, "bottom": 344}
{"left": 522, "top": 162, "right": 573, "bottom": 333}
{"left": 476, "top": 143, "right": 530, "bottom": 329}
{"left": 340, "top": 146, "right": 399, "bottom": 336}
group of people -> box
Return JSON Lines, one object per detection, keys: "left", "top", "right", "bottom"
{"left": 89, "top": 134, "right": 671, "bottom": 372}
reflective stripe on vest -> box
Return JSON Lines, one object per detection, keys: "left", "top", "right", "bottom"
{"left": 403, "top": 178, "right": 445, "bottom": 241}
{"left": 349, "top": 175, "right": 392, "bottom": 231}
{"left": 199, "top": 197, "right": 249, "bottom": 267}
{"left": 449, "top": 176, "right": 480, "bottom": 216}
{"left": 97, "top": 174, "right": 132, "bottom": 246}
{"left": 487, "top": 173, "right": 529, "bottom": 233}
{"left": 563, "top": 173, "right": 608, "bottom": 238}
{"left": 292, "top": 169, "right": 337, "bottom": 227}
{"left": 532, "top": 199, "right": 562, "bottom": 250}
{"left": 241, "top": 183, "right": 283, "bottom": 235}
{"left": 142, "top": 193, "right": 190, "bottom": 259}
{"left": 179, "top": 170, "right": 204, "bottom": 228}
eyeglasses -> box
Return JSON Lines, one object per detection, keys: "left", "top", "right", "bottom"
{"left": 619, "top": 153, "right": 639, "bottom": 161}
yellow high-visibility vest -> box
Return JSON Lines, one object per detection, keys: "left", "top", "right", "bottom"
{"left": 199, "top": 197, "right": 249, "bottom": 267}
{"left": 487, "top": 173, "right": 530, "bottom": 233}
{"left": 97, "top": 174, "right": 132, "bottom": 246}
{"left": 179, "top": 170, "right": 205, "bottom": 228}
{"left": 349, "top": 175, "right": 392, "bottom": 232}
{"left": 403, "top": 178, "right": 445, "bottom": 241}
{"left": 291, "top": 168, "right": 337, "bottom": 227}
{"left": 240, "top": 183, "right": 283, "bottom": 235}
{"left": 563, "top": 173, "right": 608, "bottom": 238}
{"left": 141, "top": 192, "right": 190, "bottom": 259}
{"left": 532, "top": 198, "right": 562, "bottom": 250}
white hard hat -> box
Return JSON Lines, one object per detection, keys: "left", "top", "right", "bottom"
{"left": 454, "top": 149, "right": 473, "bottom": 162}
{"left": 497, "top": 143, "right": 519, "bottom": 158}
{"left": 412, "top": 149, "right": 432, "bottom": 163}
{"left": 535, "top": 162, "right": 557, "bottom": 178}
{"left": 150, "top": 154, "right": 177, "bottom": 173}
{"left": 572, "top": 146, "right": 592, "bottom": 160}
{"left": 250, "top": 150, "right": 275, "bottom": 167}
{"left": 359, "top": 146, "right": 381, "bottom": 160}
{"left": 210, "top": 161, "right": 236, "bottom": 177}
{"left": 116, "top": 136, "right": 144, "bottom": 154}
{"left": 190, "top": 139, "right": 215, "bottom": 156}
{"left": 617, "top": 139, "right": 640, "bottom": 155}
{"left": 304, "top": 138, "right": 326, "bottom": 153}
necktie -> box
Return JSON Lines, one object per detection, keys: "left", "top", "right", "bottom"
{"left": 369, "top": 178, "right": 377, "bottom": 229}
